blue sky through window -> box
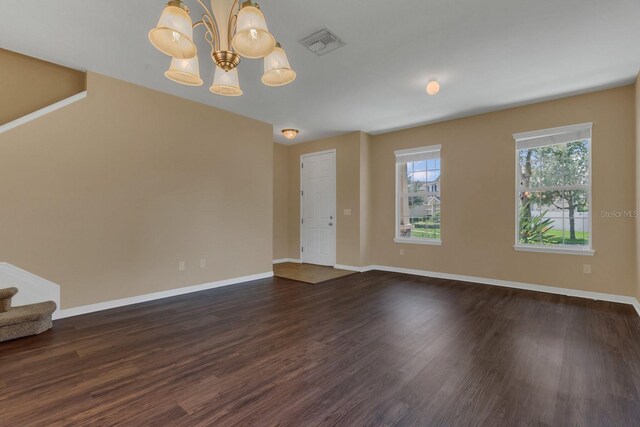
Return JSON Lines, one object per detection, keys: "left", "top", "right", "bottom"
{"left": 408, "top": 160, "right": 440, "bottom": 183}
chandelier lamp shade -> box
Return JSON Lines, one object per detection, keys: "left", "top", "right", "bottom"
{"left": 148, "top": 0, "right": 296, "bottom": 96}
{"left": 148, "top": 1, "right": 197, "bottom": 59}
{"left": 210, "top": 66, "right": 243, "bottom": 96}
{"left": 232, "top": 3, "right": 276, "bottom": 59}
{"left": 165, "top": 56, "right": 204, "bottom": 86}
{"left": 262, "top": 43, "right": 296, "bottom": 86}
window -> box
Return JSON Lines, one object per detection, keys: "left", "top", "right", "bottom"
{"left": 514, "top": 123, "right": 594, "bottom": 255}
{"left": 395, "top": 145, "right": 441, "bottom": 245}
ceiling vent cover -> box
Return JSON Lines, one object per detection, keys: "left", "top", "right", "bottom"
{"left": 300, "top": 28, "right": 345, "bottom": 56}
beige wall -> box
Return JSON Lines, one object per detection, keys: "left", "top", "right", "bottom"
{"left": 275, "top": 131, "right": 373, "bottom": 267}
{"left": 278, "top": 87, "right": 637, "bottom": 297}
{"left": 273, "top": 142, "right": 289, "bottom": 260}
{"left": 0, "top": 56, "right": 273, "bottom": 309}
{"left": 359, "top": 132, "right": 373, "bottom": 266}
{"left": 636, "top": 74, "right": 640, "bottom": 301}
{"left": 283, "top": 132, "right": 365, "bottom": 266}
{"left": 0, "top": 48, "right": 85, "bottom": 125}
{"left": 371, "top": 86, "right": 637, "bottom": 296}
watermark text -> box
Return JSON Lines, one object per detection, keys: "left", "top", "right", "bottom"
{"left": 600, "top": 209, "right": 639, "bottom": 218}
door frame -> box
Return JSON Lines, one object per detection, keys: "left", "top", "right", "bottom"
{"left": 300, "top": 149, "right": 337, "bottom": 266}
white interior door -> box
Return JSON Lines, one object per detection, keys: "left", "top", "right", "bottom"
{"left": 300, "top": 150, "right": 336, "bottom": 266}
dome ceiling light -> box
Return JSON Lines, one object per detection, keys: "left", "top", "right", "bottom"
{"left": 149, "top": 0, "right": 296, "bottom": 96}
{"left": 282, "top": 129, "right": 299, "bottom": 140}
{"left": 426, "top": 78, "right": 440, "bottom": 96}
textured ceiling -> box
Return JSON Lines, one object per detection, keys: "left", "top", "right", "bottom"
{"left": 1, "top": 0, "right": 639, "bottom": 143}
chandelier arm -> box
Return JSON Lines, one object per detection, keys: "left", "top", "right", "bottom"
{"left": 192, "top": 19, "right": 216, "bottom": 50}
{"left": 202, "top": 14, "right": 221, "bottom": 51}
{"left": 228, "top": 16, "right": 237, "bottom": 52}
{"left": 204, "top": 30, "right": 215, "bottom": 50}
{"left": 227, "top": 0, "right": 240, "bottom": 51}
{"left": 193, "top": 0, "right": 215, "bottom": 23}
{"left": 193, "top": 0, "right": 220, "bottom": 48}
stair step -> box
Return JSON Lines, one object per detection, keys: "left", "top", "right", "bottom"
{"left": 0, "top": 301, "right": 56, "bottom": 328}
{"left": 0, "top": 287, "right": 18, "bottom": 313}
{"left": 0, "top": 300, "right": 56, "bottom": 342}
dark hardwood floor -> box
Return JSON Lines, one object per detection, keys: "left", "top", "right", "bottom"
{"left": 1, "top": 271, "right": 640, "bottom": 426}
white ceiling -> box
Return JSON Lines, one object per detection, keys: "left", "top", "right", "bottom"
{"left": 1, "top": 0, "right": 639, "bottom": 143}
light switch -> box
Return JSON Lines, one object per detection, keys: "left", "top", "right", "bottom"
{"left": 343, "top": 209, "right": 352, "bottom": 216}
{"left": 583, "top": 264, "right": 591, "bottom": 274}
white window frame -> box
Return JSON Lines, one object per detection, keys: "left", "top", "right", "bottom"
{"left": 513, "top": 123, "right": 595, "bottom": 256}
{"left": 394, "top": 144, "right": 442, "bottom": 246}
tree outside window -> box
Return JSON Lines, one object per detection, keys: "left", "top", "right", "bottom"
{"left": 518, "top": 137, "right": 590, "bottom": 248}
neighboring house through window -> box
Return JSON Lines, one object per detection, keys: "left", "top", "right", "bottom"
{"left": 513, "top": 123, "right": 594, "bottom": 255}
{"left": 395, "top": 145, "right": 442, "bottom": 245}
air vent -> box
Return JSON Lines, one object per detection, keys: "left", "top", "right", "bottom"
{"left": 300, "top": 28, "right": 345, "bottom": 56}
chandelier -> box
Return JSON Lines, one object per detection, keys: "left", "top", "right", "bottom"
{"left": 149, "top": 0, "right": 296, "bottom": 96}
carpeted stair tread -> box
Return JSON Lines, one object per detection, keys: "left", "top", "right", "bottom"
{"left": 0, "top": 287, "right": 18, "bottom": 300}
{"left": 0, "top": 301, "right": 57, "bottom": 327}
{"left": 0, "top": 287, "right": 18, "bottom": 312}
{"left": 0, "top": 288, "right": 56, "bottom": 342}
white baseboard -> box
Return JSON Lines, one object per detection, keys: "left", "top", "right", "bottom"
{"left": 273, "top": 258, "right": 301, "bottom": 264}
{"left": 368, "top": 265, "right": 640, "bottom": 313}
{"left": 633, "top": 298, "right": 640, "bottom": 317}
{"left": 334, "top": 264, "right": 371, "bottom": 272}
{"left": 53, "top": 265, "right": 640, "bottom": 320}
{"left": 54, "top": 271, "right": 273, "bottom": 320}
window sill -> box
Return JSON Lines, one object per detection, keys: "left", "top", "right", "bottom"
{"left": 513, "top": 245, "right": 595, "bottom": 256}
{"left": 394, "top": 238, "right": 442, "bottom": 246}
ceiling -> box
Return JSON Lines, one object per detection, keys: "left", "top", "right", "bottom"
{"left": 1, "top": 0, "right": 639, "bottom": 143}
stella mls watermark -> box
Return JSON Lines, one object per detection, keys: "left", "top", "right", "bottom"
{"left": 600, "top": 209, "right": 639, "bottom": 218}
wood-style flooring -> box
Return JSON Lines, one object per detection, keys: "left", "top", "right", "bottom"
{"left": 1, "top": 271, "right": 640, "bottom": 426}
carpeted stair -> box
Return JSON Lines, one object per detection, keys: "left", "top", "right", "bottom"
{"left": 0, "top": 287, "right": 56, "bottom": 342}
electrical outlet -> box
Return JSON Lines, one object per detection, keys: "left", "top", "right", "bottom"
{"left": 179, "top": 261, "right": 186, "bottom": 271}
{"left": 583, "top": 264, "right": 591, "bottom": 274}
{"left": 200, "top": 258, "right": 206, "bottom": 269}
{"left": 399, "top": 249, "right": 405, "bottom": 256}
{"left": 343, "top": 209, "right": 352, "bottom": 216}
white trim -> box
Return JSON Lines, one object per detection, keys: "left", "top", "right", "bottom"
{"left": 368, "top": 265, "right": 639, "bottom": 310}
{"left": 300, "top": 149, "right": 337, "bottom": 157}
{"left": 513, "top": 122, "right": 592, "bottom": 148}
{"left": 514, "top": 123, "right": 593, "bottom": 253}
{"left": 519, "top": 185, "right": 589, "bottom": 193}
{"left": 333, "top": 264, "right": 369, "bottom": 272}
{"left": 514, "top": 244, "right": 595, "bottom": 256}
{"left": 273, "top": 258, "right": 302, "bottom": 264}
{"left": 633, "top": 299, "right": 640, "bottom": 318}
{"left": 50, "top": 266, "right": 640, "bottom": 320}
{"left": 394, "top": 238, "right": 442, "bottom": 246}
{"left": 0, "top": 91, "right": 87, "bottom": 135}
{"left": 394, "top": 144, "right": 442, "bottom": 158}
{"left": 54, "top": 271, "right": 273, "bottom": 320}
{"left": 300, "top": 149, "right": 337, "bottom": 266}
{"left": 395, "top": 145, "right": 443, "bottom": 244}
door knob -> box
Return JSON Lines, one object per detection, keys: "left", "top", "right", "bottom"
{"left": 329, "top": 222, "right": 333, "bottom": 226}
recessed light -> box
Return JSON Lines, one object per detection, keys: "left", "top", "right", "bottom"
{"left": 282, "top": 129, "right": 299, "bottom": 140}
{"left": 426, "top": 79, "right": 440, "bottom": 96}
